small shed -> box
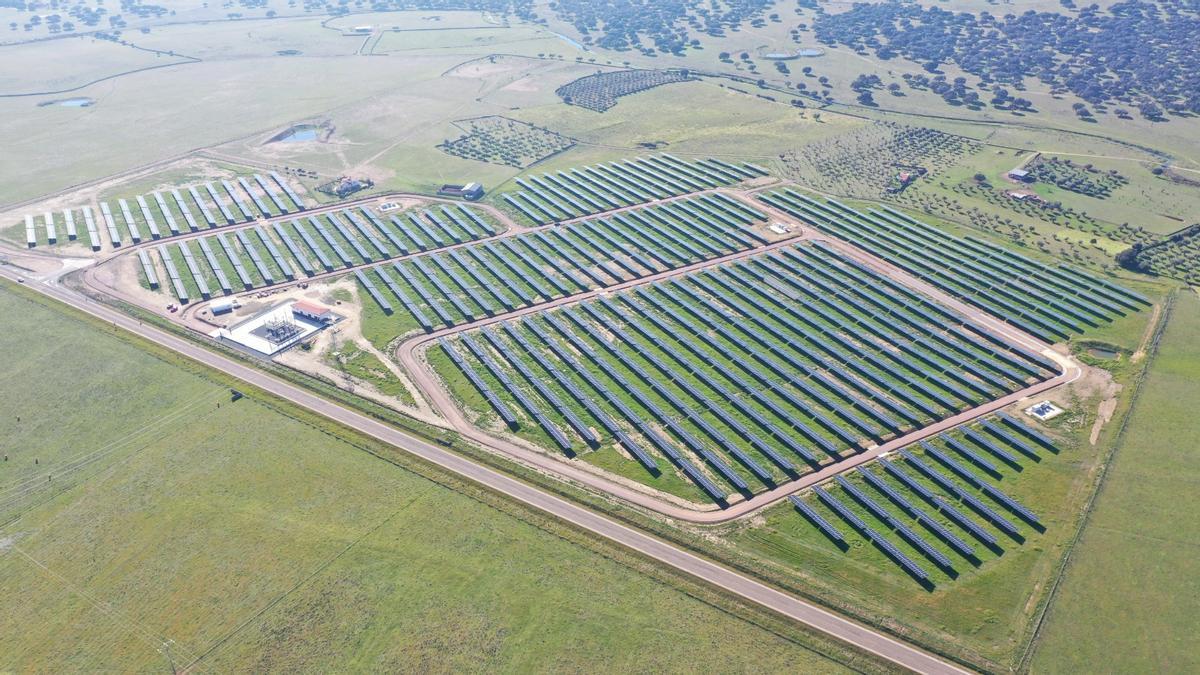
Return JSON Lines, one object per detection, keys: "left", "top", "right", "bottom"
{"left": 438, "top": 182, "right": 485, "bottom": 200}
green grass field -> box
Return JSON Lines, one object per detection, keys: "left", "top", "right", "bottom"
{"left": 373, "top": 25, "right": 554, "bottom": 54}
{"left": 323, "top": 339, "right": 416, "bottom": 406}
{"left": 0, "top": 41, "right": 462, "bottom": 205}
{"left": 3, "top": 5, "right": 1197, "bottom": 670}
{"left": 0, "top": 283, "right": 860, "bottom": 672}
{"left": 1030, "top": 289, "right": 1200, "bottom": 674}
{"left": 0, "top": 35, "right": 189, "bottom": 95}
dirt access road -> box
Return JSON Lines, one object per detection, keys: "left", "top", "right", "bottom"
{"left": 395, "top": 188, "right": 1082, "bottom": 523}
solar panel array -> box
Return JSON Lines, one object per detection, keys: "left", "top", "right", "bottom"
{"left": 499, "top": 154, "right": 767, "bottom": 224}
{"left": 137, "top": 195, "right": 162, "bottom": 239}
{"left": 222, "top": 179, "right": 254, "bottom": 221}
{"left": 41, "top": 212, "right": 56, "bottom": 244}
{"left": 436, "top": 240, "right": 1054, "bottom": 504}
{"left": 63, "top": 209, "right": 77, "bottom": 241}
{"left": 197, "top": 237, "right": 232, "bottom": 294}
{"left": 152, "top": 191, "right": 179, "bottom": 236}
{"left": 27, "top": 173, "right": 308, "bottom": 251}
{"left": 99, "top": 202, "right": 121, "bottom": 247}
{"left": 237, "top": 228, "right": 276, "bottom": 284}
{"left": 82, "top": 206, "right": 100, "bottom": 250}
{"left": 759, "top": 189, "right": 1149, "bottom": 340}
{"left": 439, "top": 337, "right": 517, "bottom": 427}
{"left": 153, "top": 204, "right": 499, "bottom": 304}
{"left": 117, "top": 199, "right": 141, "bottom": 243}
{"left": 787, "top": 415, "right": 1058, "bottom": 584}
{"left": 356, "top": 195, "right": 768, "bottom": 329}
{"left": 354, "top": 269, "right": 392, "bottom": 314}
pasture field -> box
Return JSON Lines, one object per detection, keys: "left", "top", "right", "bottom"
{"left": 908, "top": 153, "right": 1198, "bottom": 243}
{"left": 0, "top": 60, "right": 399, "bottom": 205}
{"left": 0, "top": 291, "right": 220, "bottom": 512}
{"left": 372, "top": 25, "right": 557, "bottom": 54}
{"left": 209, "top": 56, "right": 602, "bottom": 199}
{"left": 1031, "top": 290, "right": 1200, "bottom": 674}
{"left": 505, "top": 78, "right": 856, "bottom": 189}
{"left": 538, "top": 0, "right": 1200, "bottom": 168}
{"left": 0, "top": 36, "right": 188, "bottom": 96}
{"left": 0, "top": 282, "right": 863, "bottom": 673}
{"left": 323, "top": 10, "right": 504, "bottom": 33}
{"left": 126, "top": 16, "right": 360, "bottom": 59}
{"left": 0, "top": 37, "right": 464, "bottom": 205}
{"left": 88, "top": 159, "right": 250, "bottom": 203}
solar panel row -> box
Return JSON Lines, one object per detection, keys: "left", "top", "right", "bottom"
{"left": 136, "top": 249, "right": 159, "bottom": 289}
{"left": 157, "top": 244, "right": 188, "bottom": 303}
{"left": 760, "top": 189, "right": 1146, "bottom": 340}
{"left": 176, "top": 240, "right": 211, "bottom": 299}
{"left": 500, "top": 154, "right": 762, "bottom": 224}
{"left": 814, "top": 486, "right": 929, "bottom": 581}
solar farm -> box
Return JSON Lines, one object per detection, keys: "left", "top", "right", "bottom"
{"left": 496, "top": 154, "right": 768, "bottom": 225}
{"left": 428, "top": 235, "right": 1061, "bottom": 501}
{"left": 322, "top": 159, "right": 1142, "bottom": 590}
{"left": 360, "top": 192, "right": 772, "bottom": 331}
{"left": 73, "top": 155, "right": 1146, "bottom": 542}
{"left": 788, "top": 411, "right": 1056, "bottom": 587}
{"left": 19, "top": 171, "right": 307, "bottom": 252}
{"left": 4, "top": 5, "right": 1196, "bottom": 671}
{"left": 127, "top": 199, "right": 500, "bottom": 307}
{"left": 759, "top": 189, "right": 1152, "bottom": 341}
{"left": 10, "top": 145, "right": 1154, "bottom": 600}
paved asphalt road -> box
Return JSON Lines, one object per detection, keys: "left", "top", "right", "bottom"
{"left": 0, "top": 266, "right": 971, "bottom": 675}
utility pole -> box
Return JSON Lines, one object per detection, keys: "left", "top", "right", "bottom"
{"left": 158, "top": 638, "right": 177, "bottom": 674}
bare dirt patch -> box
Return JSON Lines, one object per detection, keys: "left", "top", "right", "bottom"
{"left": 96, "top": 252, "right": 175, "bottom": 313}
{"left": 270, "top": 278, "right": 440, "bottom": 422}
{"left": 1090, "top": 396, "right": 1119, "bottom": 446}
{"left": 1045, "top": 361, "right": 1122, "bottom": 446}
{"left": 1131, "top": 302, "right": 1162, "bottom": 363}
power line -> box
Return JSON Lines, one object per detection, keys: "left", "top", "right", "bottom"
{"left": 12, "top": 545, "right": 202, "bottom": 666}
{"left": 0, "top": 390, "right": 226, "bottom": 513}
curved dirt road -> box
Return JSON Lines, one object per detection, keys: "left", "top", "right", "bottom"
{"left": 394, "top": 197, "right": 1082, "bottom": 524}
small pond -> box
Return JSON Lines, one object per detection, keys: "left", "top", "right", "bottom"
{"left": 272, "top": 125, "right": 321, "bottom": 143}
{"left": 39, "top": 97, "right": 95, "bottom": 108}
